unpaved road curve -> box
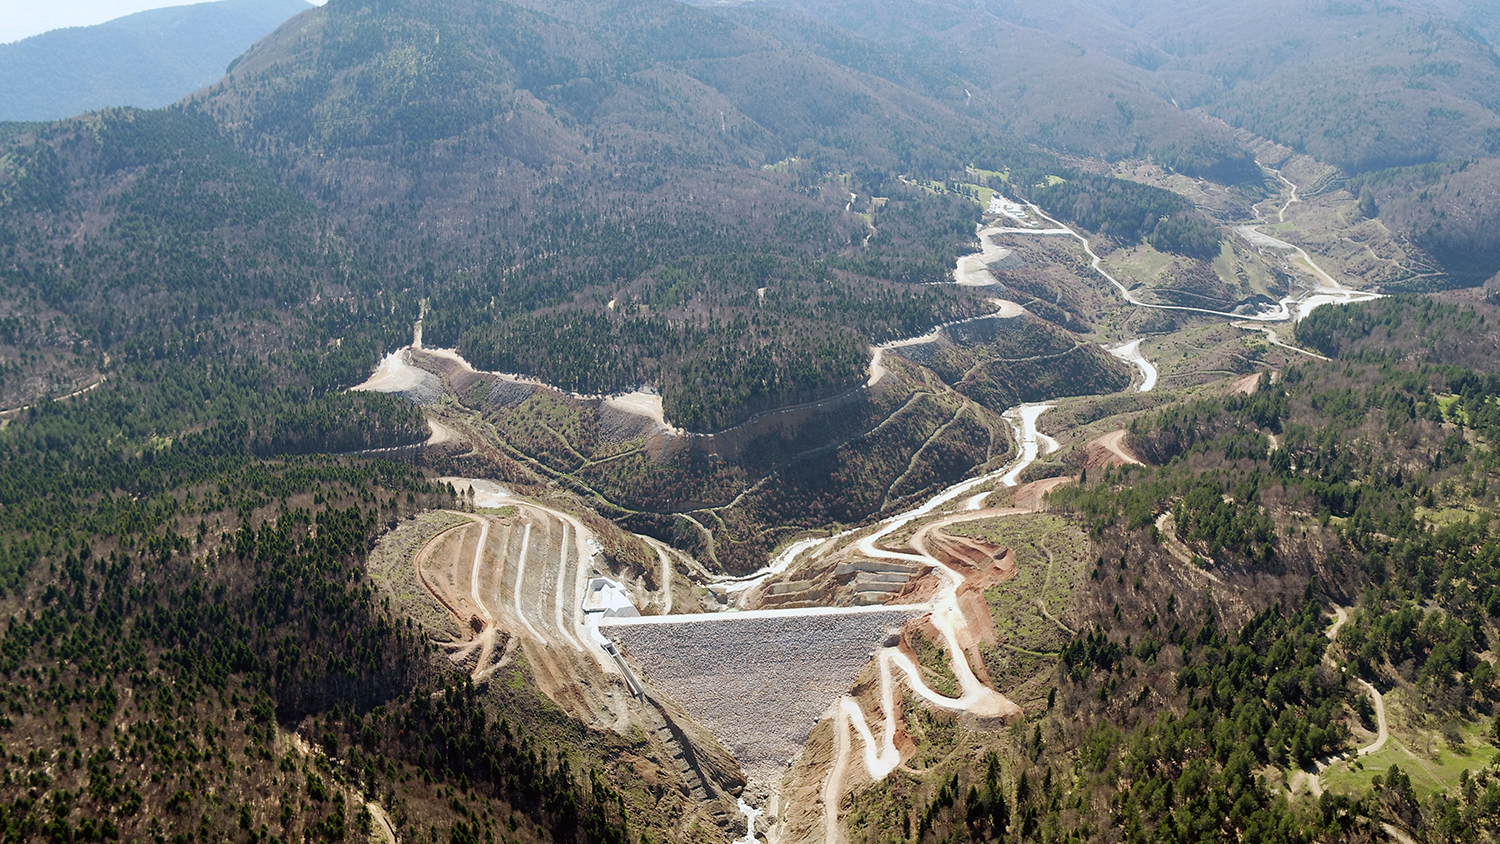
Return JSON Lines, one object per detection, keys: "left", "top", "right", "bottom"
{"left": 367, "top": 802, "right": 398, "bottom": 844}
{"left": 1321, "top": 606, "right": 1389, "bottom": 757}
{"left": 1298, "top": 606, "right": 1389, "bottom": 800}
{"left": 961, "top": 404, "right": 1055, "bottom": 508}
{"left": 1017, "top": 193, "right": 1376, "bottom": 326}
{"left": 1023, "top": 206, "right": 1293, "bottom": 322}
{"left": 1000, "top": 404, "right": 1058, "bottom": 487}
{"left": 868, "top": 300, "right": 1025, "bottom": 387}
{"left": 0, "top": 374, "right": 107, "bottom": 418}
{"left": 951, "top": 225, "right": 1011, "bottom": 286}
{"left": 417, "top": 487, "right": 622, "bottom": 677}
{"left": 1235, "top": 322, "right": 1330, "bottom": 362}
{"left": 1272, "top": 167, "right": 1300, "bottom": 224}
{"left": 1092, "top": 430, "right": 1144, "bottom": 467}
{"left": 1326, "top": 606, "right": 1348, "bottom": 642}
{"left": 1355, "top": 676, "right": 1390, "bottom": 756}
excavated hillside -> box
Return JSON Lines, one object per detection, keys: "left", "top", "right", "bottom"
{"left": 362, "top": 306, "right": 1127, "bottom": 575}
{"left": 369, "top": 498, "right": 753, "bottom": 841}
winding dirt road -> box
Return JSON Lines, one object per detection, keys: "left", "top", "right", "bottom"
{"left": 383, "top": 166, "right": 1392, "bottom": 843}
{"left": 999, "top": 404, "right": 1059, "bottom": 488}
{"left": 952, "top": 225, "right": 1012, "bottom": 286}
{"left": 413, "top": 491, "right": 625, "bottom": 684}
{"left": 1233, "top": 322, "right": 1331, "bottom": 362}
{"left": 1008, "top": 173, "right": 1376, "bottom": 326}
{"left": 1243, "top": 164, "right": 1383, "bottom": 321}
{"left": 0, "top": 374, "right": 108, "bottom": 418}
{"left": 1294, "top": 607, "right": 1390, "bottom": 800}
{"left": 1355, "top": 677, "right": 1390, "bottom": 756}
{"left": 867, "top": 300, "right": 1026, "bottom": 388}
{"left": 820, "top": 506, "right": 1029, "bottom": 842}
{"left": 1323, "top": 606, "right": 1390, "bottom": 757}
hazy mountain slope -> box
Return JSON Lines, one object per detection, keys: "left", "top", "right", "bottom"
{"left": 1079, "top": 0, "right": 1500, "bottom": 172}
{"left": 0, "top": 0, "right": 312, "bottom": 122}
{"left": 720, "top": 0, "right": 1258, "bottom": 179}
{"left": 730, "top": 0, "right": 1500, "bottom": 282}
{"left": 1344, "top": 158, "right": 1500, "bottom": 284}
{"left": 1395, "top": 0, "right": 1500, "bottom": 49}
{"left": 202, "top": 0, "right": 980, "bottom": 227}
{"left": 5, "top": 3, "right": 1500, "bottom": 842}
{"left": 752, "top": 0, "right": 1500, "bottom": 176}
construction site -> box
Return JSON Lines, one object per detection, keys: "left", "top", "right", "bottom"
{"left": 364, "top": 455, "right": 1081, "bottom": 844}
{"left": 353, "top": 207, "right": 1121, "bottom": 843}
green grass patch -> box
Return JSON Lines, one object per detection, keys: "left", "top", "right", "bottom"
{"left": 949, "top": 513, "right": 1088, "bottom": 704}
{"left": 910, "top": 627, "right": 961, "bottom": 698}
{"left": 1104, "top": 243, "right": 1175, "bottom": 283}
{"left": 1414, "top": 505, "right": 1482, "bottom": 527}
{"left": 1436, "top": 393, "right": 1469, "bottom": 425}
{"left": 1324, "top": 718, "right": 1499, "bottom": 799}
{"left": 912, "top": 179, "right": 994, "bottom": 208}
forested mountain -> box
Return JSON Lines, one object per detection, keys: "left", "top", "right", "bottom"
{"left": 0, "top": 0, "right": 312, "bottom": 122}
{"left": 0, "top": 0, "right": 1026, "bottom": 430}
{"left": 3, "top": 0, "right": 1500, "bottom": 841}
{"left": 6, "top": 0, "right": 1500, "bottom": 429}
{"left": 1419, "top": 1, "right": 1500, "bottom": 49}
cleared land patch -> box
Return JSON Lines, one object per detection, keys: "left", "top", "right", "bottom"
{"left": 367, "top": 510, "right": 474, "bottom": 638}
{"left": 1322, "top": 689, "right": 1499, "bottom": 800}
{"left": 948, "top": 514, "right": 1089, "bottom": 706}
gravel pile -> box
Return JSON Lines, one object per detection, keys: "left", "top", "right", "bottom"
{"left": 485, "top": 379, "right": 536, "bottom": 410}
{"left": 610, "top": 611, "right": 920, "bottom": 787}
{"left": 397, "top": 371, "right": 444, "bottom": 405}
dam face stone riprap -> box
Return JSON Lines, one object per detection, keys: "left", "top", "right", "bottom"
{"left": 605, "top": 610, "right": 923, "bottom": 788}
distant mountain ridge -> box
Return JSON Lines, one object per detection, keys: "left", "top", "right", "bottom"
{"left": 738, "top": 0, "right": 1500, "bottom": 176}
{"left": 0, "top": 0, "right": 312, "bottom": 122}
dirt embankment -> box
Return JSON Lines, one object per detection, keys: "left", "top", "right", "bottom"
{"left": 1011, "top": 476, "right": 1074, "bottom": 511}
{"left": 1082, "top": 429, "right": 1146, "bottom": 470}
